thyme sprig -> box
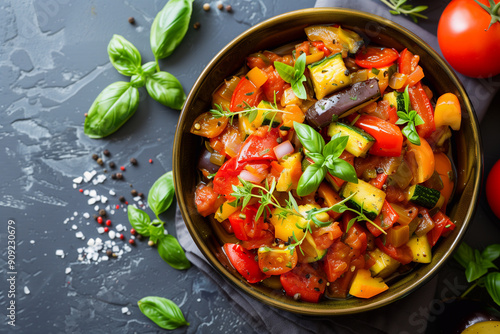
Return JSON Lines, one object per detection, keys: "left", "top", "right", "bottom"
{"left": 379, "top": 0, "right": 428, "bottom": 23}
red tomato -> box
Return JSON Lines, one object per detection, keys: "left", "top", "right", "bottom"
{"left": 428, "top": 211, "right": 456, "bottom": 247}
{"left": 486, "top": 159, "right": 500, "bottom": 219}
{"left": 228, "top": 210, "right": 248, "bottom": 241}
{"left": 280, "top": 263, "right": 327, "bottom": 303}
{"left": 237, "top": 127, "right": 280, "bottom": 163}
{"left": 239, "top": 231, "right": 274, "bottom": 250}
{"left": 355, "top": 115, "right": 403, "bottom": 157}
{"left": 230, "top": 77, "right": 265, "bottom": 112}
{"left": 398, "top": 48, "right": 414, "bottom": 75}
{"left": 194, "top": 183, "right": 224, "bottom": 217}
{"left": 262, "top": 66, "right": 287, "bottom": 102}
{"left": 437, "top": 0, "right": 500, "bottom": 78}
{"left": 375, "top": 238, "right": 413, "bottom": 265}
{"left": 213, "top": 156, "right": 245, "bottom": 199}
{"left": 224, "top": 243, "right": 269, "bottom": 283}
{"left": 355, "top": 47, "right": 399, "bottom": 69}
{"left": 323, "top": 240, "right": 351, "bottom": 282}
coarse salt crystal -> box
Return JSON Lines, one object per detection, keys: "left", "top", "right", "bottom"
{"left": 30, "top": 240, "right": 35, "bottom": 244}
{"left": 123, "top": 245, "right": 132, "bottom": 252}
{"left": 72, "top": 184, "right": 77, "bottom": 189}
{"left": 73, "top": 211, "right": 78, "bottom": 216}
{"left": 88, "top": 198, "right": 97, "bottom": 205}
{"left": 92, "top": 253, "right": 99, "bottom": 261}
{"left": 101, "top": 255, "right": 109, "bottom": 261}
{"left": 84, "top": 189, "right": 90, "bottom": 196}
{"left": 55, "top": 249, "right": 65, "bottom": 257}
{"left": 97, "top": 227, "right": 105, "bottom": 234}
{"left": 109, "top": 189, "right": 116, "bottom": 196}
{"left": 72, "top": 224, "right": 78, "bottom": 230}
{"left": 73, "top": 177, "right": 83, "bottom": 184}
{"left": 87, "top": 238, "right": 95, "bottom": 246}
{"left": 65, "top": 267, "right": 72, "bottom": 274}
{"left": 94, "top": 205, "right": 99, "bottom": 211}
{"left": 133, "top": 196, "right": 141, "bottom": 202}
{"left": 75, "top": 231, "right": 85, "bottom": 239}
{"left": 24, "top": 286, "right": 30, "bottom": 295}
{"left": 110, "top": 210, "right": 115, "bottom": 215}
{"left": 83, "top": 212, "right": 90, "bottom": 219}
{"left": 115, "top": 224, "right": 124, "bottom": 232}
{"left": 83, "top": 170, "right": 96, "bottom": 182}
{"left": 113, "top": 245, "right": 119, "bottom": 252}
{"left": 77, "top": 248, "right": 83, "bottom": 253}
{"left": 95, "top": 238, "right": 103, "bottom": 246}
{"left": 101, "top": 196, "right": 108, "bottom": 204}
{"left": 109, "top": 230, "right": 116, "bottom": 239}
{"left": 121, "top": 307, "right": 129, "bottom": 314}
{"left": 89, "top": 189, "right": 97, "bottom": 198}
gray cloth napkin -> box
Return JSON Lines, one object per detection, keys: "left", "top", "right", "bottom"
{"left": 175, "top": 1, "right": 497, "bottom": 333}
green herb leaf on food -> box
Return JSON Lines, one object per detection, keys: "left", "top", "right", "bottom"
{"left": 108, "top": 34, "right": 142, "bottom": 76}
{"left": 138, "top": 296, "right": 189, "bottom": 330}
{"left": 148, "top": 171, "right": 175, "bottom": 217}
{"left": 150, "top": 0, "right": 193, "bottom": 62}
{"left": 84, "top": 81, "right": 139, "bottom": 138}
{"left": 297, "top": 163, "right": 326, "bottom": 197}
{"left": 396, "top": 86, "right": 423, "bottom": 146}
{"left": 157, "top": 234, "right": 191, "bottom": 270}
{"left": 293, "top": 122, "right": 325, "bottom": 153}
{"left": 274, "top": 53, "right": 307, "bottom": 99}
{"left": 146, "top": 71, "right": 186, "bottom": 110}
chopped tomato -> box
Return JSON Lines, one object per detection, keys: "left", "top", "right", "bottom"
{"left": 311, "top": 41, "right": 330, "bottom": 57}
{"left": 355, "top": 115, "right": 403, "bottom": 157}
{"left": 280, "top": 263, "right": 327, "bottom": 303}
{"left": 209, "top": 122, "right": 243, "bottom": 158}
{"left": 242, "top": 205, "right": 269, "bottom": 239}
{"left": 342, "top": 213, "right": 368, "bottom": 254}
{"left": 258, "top": 247, "right": 298, "bottom": 275}
{"left": 398, "top": 48, "right": 414, "bottom": 75}
{"left": 428, "top": 211, "right": 456, "bottom": 247}
{"left": 369, "top": 172, "right": 388, "bottom": 189}
{"left": 355, "top": 47, "right": 399, "bottom": 69}
{"left": 295, "top": 41, "right": 310, "bottom": 56}
{"left": 195, "top": 183, "right": 224, "bottom": 217}
{"left": 408, "top": 82, "right": 435, "bottom": 139}
{"left": 312, "top": 223, "right": 343, "bottom": 250}
{"left": 375, "top": 237, "right": 413, "bottom": 265}
{"left": 323, "top": 240, "right": 351, "bottom": 282}
{"left": 190, "top": 111, "right": 229, "bottom": 138}
{"left": 240, "top": 231, "right": 274, "bottom": 250}
{"left": 379, "top": 200, "right": 399, "bottom": 230}
{"left": 237, "top": 127, "right": 280, "bottom": 163}
{"left": 262, "top": 66, "right": 287, "bottom": 102}
{"left": 224, "top": 243, "right": 269, "bottom": 283}
{"left": 230, "top": 77, "right": 265, "bottom": 112}
{"left": 228, "top": 210, "right": 248, "bottom": 241}
{"left": 213, "top": 156, "right": 245, "bottom": 199}
{"left": 247, "top": 55, "right": 268, "bottom": 69}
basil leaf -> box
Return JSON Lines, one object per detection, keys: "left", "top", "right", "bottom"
{"left": 292, "top": 78, "right": 307, "bottom": 99}
{"left": 323, "top": 135, "right": 348, "bottom": 158}
{"left": 148, "top": 220, "right": 165, "bottom": 243}
{"left": 84, "top": 82, "right": 139, "bottom": 138}
{"left": 485, "top": 272, "right": 500, "bottom": 307}
{"left": 142, "top": 61, "right": 157, "bottom": 77}
{"left": 454, "top": 242, "right": 475, "bottom": 269}
{"left": 130, "top": 72, "right": 146, "bottom": 88}
{"left": 297, "top": 164, "right": 326, "bottom": 196}
{"left": 107, "top": 34, "right": 142, "bottom": 76}
{"left": 274, "top": 61, "right": 295, "bottom": 83}
{"left": 466, "top": 260, "right": 488, "bottom": 283}
{"left": 328, "top": 159, "right": 358, "bottom": 184}
{"left": 293, "top": 122, "right": 325, "bottom": 153}
{"left": 306, "top": 152, "right": 324, "bottom": 165}
{"left": 127, "top": 205, "right": 151, "bottom": 236}
{"left": 482, "top": 244, "right": 500, "bottom": 262}
{"left": 138, "top": 296, "right": 189, "bottom": 330}
{"left": 157, "top": 234, "right": 191, "bottom": 270}
{"left": 146, "top": 71, "right": 186, "bottom": 110}
{"left": 403, "top": 86, "right": 410, "bottom": 113}
{"left": 294, "top": 53, "right": 306, "bottom": 80}
{"left": 150, "top": 0, "right": 193, "bottom": 60}
{"left": 148, "top": 171, "right": 175, "bottom": 217}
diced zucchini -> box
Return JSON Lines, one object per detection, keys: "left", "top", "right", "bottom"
{"left": 383, "top": 91, "right": 405, "bottom": 111}
{"left": 406, "top": 235, "right": 432, "bottom": 263}
{"left": 299, "top": 233, "right": 328, "bottom": 263}
{"left": 340, "top": 179, "right": 386, "bottom": 220}
{"left": 407, "top": 185, "right": 441, "bottom": 209}
{"left": 327, "top": 122, "right": 375, "bottom": 157}
{"left": 368, "top": 248, "right": 400, "bottom": 278}
{"left": 308, "top": 52, "right": 352, "bottom": 100}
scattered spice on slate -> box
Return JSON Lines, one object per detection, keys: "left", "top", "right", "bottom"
{"left": 84, "top": 113, "right": 88, "bottom": 117}
{"left": 131, "top": 189, "right": 138, "bottom": 197}
{"left": 130, "top": 157, "right": 138, "bottom": 165}
{"left": 203, "top": 3, "right": 210, "bottom": 10}
{"left": 97, "top": 158, "right": 104, "bottom": 166}
{"left": 148, "top": 240, "right": 155, "bottom": 247}
{"left": 193, "top": 22, "right": 201, "bottom": 29}
{"left": 138, "top": 192, "right": 144, "bottom": 198}
{"left": 120, "top": 166, "right": 126, "bottom": 171}
{"left": 130, "top": 228, "right": 137, "bottom": 235}
{"left": 217, "top": 3, "right": 224, "bottom": 10}
{"left": 92, "top": 154, "right": 99, "bottom": 161}
{"left": 97, "top": 216, "right": 103, "bottom": 224}
{"left": 128, "top": 17, "right": 135, "bottom": 24}
{"left": 119, "top": 196, "right": 125, "bottom": 203}
{"left": 99, "top": 209, "right": 107, "bottom": 216}
{"left": 149, "top": 159, "right": 153, "bottom": 164}
{"left": 103, "top": 149, "right": 110, "bottom": 157}
{"left": 136, "top": 234, "right": 144, "bottom": 241}
{"left": 226, "top": 4, "right": 232, "bottom": 12}
{"left": 79, "top": 189, "right": 83, "bottom": 193}
{"left": 109, "top": 161, "right": 116, "bottom": 169}
{"left": 128, "top": 239, "right": 135, "bottom": 245}
{"left": 116, "top": 173, "right": 123, "bottom": 180}
{"left": 106, "top": 220, "right": 112, "bottom": 226}
{"left": 111, "top": 173, "right": 117, "bottom": 180}
{"left": 115, "top": 204, "right": 120, "bottom": 209}
{"left": 119, "top": 234, "right": 125, "bottom": 240}
{"left": 104, "top": 227, "right": 109, "bottom": 233}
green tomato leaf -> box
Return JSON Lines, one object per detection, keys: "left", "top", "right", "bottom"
{"left": 157, "top": 234, "right": 191, "bottom": 270}
{"left": 148, "top": 171, "right": 175, "bottom": 217}
{"left": 146, "top": 71, "right": 186, "bottom": 110}
{"left": 485, "top": 272, "right": 500, "bottom": 307}
{"left": 482, "top": 244, "right": 500, "bottom": 262}
{"left": 274, "top": 61, "right": 295, "bottom": 83}
{"left": 293, "top": 122, "right": 325, "bottom": 153}
{"left": 150, "top": 0, "right": 193, "bottom": 60}
{"left": 323, "top": 135, "right": 348, "bottom": 158}
{"left": 107, "top": 34, "right": 141, "bottom": 76}
{"left": 328, "top": 159, "right": 358, "bottom": 184}
{"left": 84, "top": 82, "right": 139, "bottom": 138}
{"left": 127, "top": 205, "right": 151, "bottom": 236}
{"left": 138, "top": 296, "right": 189, "bottom": 330}
{"left": 297, "top": 164, "right": 326, "bottom": 196}
{"left": 454, "top": 242, "right": 475, "bottom": 269}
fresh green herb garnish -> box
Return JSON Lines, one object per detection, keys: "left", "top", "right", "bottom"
{"left": 293, "top": 122, "right": 358, "bottom": 196}
{"left": 395, "top": 86, "right": 425, "bottom": 145}
{"left": 379, "top": 0, "right": 428, "bottom": 23}
{"left": 274, "top": 53, "right": 307, "bottom": 99}
{"left": 454, "top": 242, "right": 500, "bottom": 307}
{"left": 127, "top": 171, "right": 190, "bottom": 270}
{"left": 138, "top": 296, "right": 189, "bottom": 330}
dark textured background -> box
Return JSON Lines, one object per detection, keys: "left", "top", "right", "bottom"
{"left": 0, "top": 0, "right": 499, "bottom": 333}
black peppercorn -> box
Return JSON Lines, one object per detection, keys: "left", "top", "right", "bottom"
{"left": 119, "top": 196, "right": 126, "bottom": 203}
{"left": 103, "top": 149, "right": 110, "bottom": 157}
{"left": 99, "top": 209, "right": 106, "bottom": 216}
{"left": 96, "top": 158, "right": 104, "bottom": 166}
{"left": 128, "top": 17, "right": 135, "bottom": 24}
{"left": 116, "top": 173, "right": 123, "bottom": 180}
{"left": 92, "top": 154, "right": 99, "bottom": 161}
{"left": 108, "top": 161, "right": 116, "bottom": 169}
{"left": 106, "top": 249, "right": 113, "bottom": 257}
{"left": 130, "top": 157, "right": 138, "bottom": 165}
{"left": 131, "top": 189, "right": 138, "bottom": 197}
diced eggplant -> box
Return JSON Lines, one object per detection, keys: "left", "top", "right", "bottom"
{"left": 305, "top": 78, "right": 380, "bottom": 128}
{"left": 197, "top": 148, "right": 220, "bottom": 174}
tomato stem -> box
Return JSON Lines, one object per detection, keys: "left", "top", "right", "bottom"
{"left": 474, "top": 0, "right": 500, "bottom": 30}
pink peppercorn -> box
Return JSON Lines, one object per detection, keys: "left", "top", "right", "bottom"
{"left": 149, "top": 159, "right": 153, "bottom": 164}
{"left": 128, "top": 239, "right": 135, "bottom": 245}
{"left": 116, "top": 204, "right": 120, "bottom": 209}
{"left": 120, "top": 166, "right": 126, "bottom": 171}
{"left": 106, "top": 220, "right": 112, "bottom": 226}
{"left": 130, "top": 228, "right": 136, "bottom": 235}
{"left": 104, "top": 227, "right": 109, "bottom": 233}
{"left": 119, "top": 234, "right": 125, "bottom": 240}
{"left": 79, "top": 189, "right": 83, "bottom": 193}
{"left": 97, "top": 216, "right": 103, "bottom": 224}
{"left": 125, "top": 201, "right": 129, "bottom": 205}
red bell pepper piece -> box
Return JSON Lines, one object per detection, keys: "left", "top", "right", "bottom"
{"left": 224, "top": 243, "right": 269, "bottom": 283}
{"left": 237, "top": 127, "right": 280, "bottom": 163}
{"left": 311, "top": 41, "right": 331, "bottom": 57}
{"left": 366, "top": 217, "right": 384, "bottom": 237}
{"left": 408, "top": 82, "right": 436, "bottom": 139}
{"left": 230, "top": 77, "right": 265, "bottom": 112}
{"left": 369, "top": 172, "right": 388, "bottom": 189}
{"left": 355, "top": 46, "right": 399, "bottom": 69}
{"left": 228, "top": 211, "right": 248, "bottom": 241}
{"left": 213, "top": 156, "right": 245, "bottom": 199}
{"left": 375, "top": 237, "right": 413, "bottom": 265}
{"left": 427, "top": 211, "right": 456, "bottom": 247}
{"left": 280, "top": 263, "right": 327, "bottom": 303}
{"left": 379, "top": 200, "right": 399, "bottom": 229}
{"left": 355, "top": 115, "right": 403, "bottom": 157}
{"left": 398, "top": 48, "right": 414, "bottom": 75}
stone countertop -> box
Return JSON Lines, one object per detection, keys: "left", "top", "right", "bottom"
{"left": 1, "top": 1, "right": 499, "bottom": 333}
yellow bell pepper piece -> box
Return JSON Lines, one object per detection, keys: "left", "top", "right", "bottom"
{"left": 246, "top": 66, "right": 268, "bottom": 88}
{"left": 406, "top": 137, "right": 435, "bottom": 184}
{"left": 406, "top": 235, "right": 432, "bottom": 263}
{"left": 434, "top": 93, "right": 461, "bottom": 131}
{"left": 349, "top": 269, "right": 389, "bottom": 299}
{"left": 214, "top": 201, "right": 239, "bottom": 223}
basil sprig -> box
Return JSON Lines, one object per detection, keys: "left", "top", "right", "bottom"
{"left": 274, "top": 53, "right": 307, "bottom": 99}
{"left": 85, "top": 0, "right": 193, "bottom": 138}
{"left": 294, "top": 122, "right": 358, "bottom": 196}
{"left": 138, "top": 296, "right": 189, "bottom": 330}
{"left": 127, "top": 171, "right": 190, "bottom": 270}
{"left": 395, "top": 86, "right": 425, "bottom": 145}
{"left": 454, "top": 242, "right": 500, "bottom": 306}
